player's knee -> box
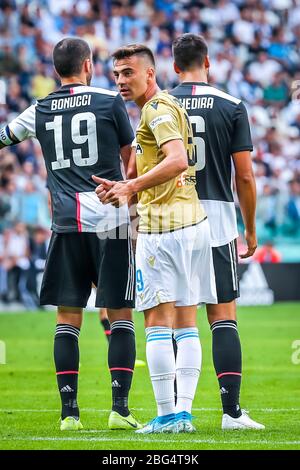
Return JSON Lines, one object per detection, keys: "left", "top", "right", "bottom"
{"left": 107, "top": 307, "right": 132, "bottom": 323}
{"left": 206, "top": 301, "right": 236, "bottom": 325}
{"left": 144, "top": 313, "right": 173, "bottom": 329}
{"left": 57, "top": 306, "right": 83, "bottom": 328}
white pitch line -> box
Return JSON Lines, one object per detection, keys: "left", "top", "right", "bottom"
{"left": 1, "top": 436, "right": 300, "bottom": 446}
{"left": 193, "top": 408, "right": 300, "bottom": 412}
{"left": 1, "top": 407, "right": 300, "bottom": 413}
{"left": 0, "top": 409, "right": 112, "bottom": 413}
{"left": 80, "top": 430, "right": 112, "bottom": 434}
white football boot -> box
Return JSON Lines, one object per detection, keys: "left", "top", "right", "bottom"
{"left": 222, "top": 409, "right": 265, "bottom": 430}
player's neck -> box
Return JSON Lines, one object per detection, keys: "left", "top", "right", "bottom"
{"left": 179, "top": 70, "right": 208, "bottom": 84}
{"left": 60, "top": 76, "right": 87, "bottom": 87}
{"left": 135, "top": 82, "right": 160, "bottom": 108}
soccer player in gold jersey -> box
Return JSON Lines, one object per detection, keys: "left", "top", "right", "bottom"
{"left": 93, "top": 44, "right": 217, "bottom": 433}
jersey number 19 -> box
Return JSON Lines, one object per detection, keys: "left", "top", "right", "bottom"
{"left": 45, "top": 112, "right": 98, "bottom": 170}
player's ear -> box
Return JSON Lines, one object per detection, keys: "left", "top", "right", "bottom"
{"left": 173, "top": 62, "right": 181, "bottom": 74}
{"left": 146, "top": 67, "right": 155, "bottom": 83}
{"left": 84, "top": 58, "right": 92, "bottom": 74}
{"left": 205, "top": 55, "right": 210, "bottom": 70}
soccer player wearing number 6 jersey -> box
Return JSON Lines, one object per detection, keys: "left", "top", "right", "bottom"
{"left": 0, "top": 37, "right": 142, "bottom": 432}
{"left": 171, "top": 34, "right": 265, "bottom": 430}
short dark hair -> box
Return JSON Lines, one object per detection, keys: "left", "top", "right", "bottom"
{"left": 53, "top": 37, "right": 91, "bottom": 77}
{"left": 172, "top": 34, "right": 208, "bottom": 71}
{"left": 111, "top": 44, "right": 155, "bottom": 67}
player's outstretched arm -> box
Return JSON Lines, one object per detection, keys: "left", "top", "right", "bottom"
{"left": 232, "top": 150, "right": 257, "bottom": 258}
{"left": 1, "top": 105, "right": 36, "bottom": 152}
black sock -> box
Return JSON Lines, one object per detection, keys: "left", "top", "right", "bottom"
{"left": 108, "top": 320, "right": 136, "bottom": 417}
{"left": 211, "top": 320, "right": 242, "bottom": 418}
{"left": 172, "top": 334, "right": 178, "bottom": 405}
{"left": 100, "top": 318, "right": 111, "bottom": 343}
{"left": 54, "top": 324, "right": 80, "bottom": 420}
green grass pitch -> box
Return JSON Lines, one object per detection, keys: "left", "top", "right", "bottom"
{"left": 0, "top": 303, "right": 299, "bottom": 450}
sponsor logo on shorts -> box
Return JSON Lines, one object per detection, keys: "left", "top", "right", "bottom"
{"left": 147, "top": 255, "right": 156, "bottom": 267}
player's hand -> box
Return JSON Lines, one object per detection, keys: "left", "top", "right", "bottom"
{"left": 240, "top": 230, "right": 257, "bottom": 259}
{"left": 103, "top": 181, "right": 135, "bottom": 207}
{"left": 92, "top": 175, "right": 115, "bottom": 203}
{"left": 92, "top": 175, "right": 135, "bottom": 208}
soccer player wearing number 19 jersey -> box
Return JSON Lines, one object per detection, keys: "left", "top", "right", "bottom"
{"left": 171, "top": 34, "right": 265, "bottom": 430}
{"left": 0, "top": 38, "right": 141, "bottom": 431}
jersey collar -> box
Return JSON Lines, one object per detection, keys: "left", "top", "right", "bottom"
{"left": 60, "top": 83, "right": 85, "bottom": 89}
{"left": 181, "top": 81, "right": 210, "bottom": 86}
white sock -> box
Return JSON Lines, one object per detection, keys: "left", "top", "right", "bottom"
{"left": 146, "top": 326, "right": 175, "bottom": 417}
{"left": 174, "top": 327, "right": 201, "bottom": 414}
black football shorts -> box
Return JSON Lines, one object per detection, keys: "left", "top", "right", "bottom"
{"left": 40, "top": 224, "right": 135, "bottom": 309}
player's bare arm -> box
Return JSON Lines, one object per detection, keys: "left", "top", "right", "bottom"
{"left": 131, "top": 139, "right": 188, "bottom": 191}
{"left": 127, "top": 146, "right": 137, "bottom": 179}
{"left": 93, "top": 138, "right": 188, "bottom": 206}
{"left": 120, "top": 143, "right": 132, "bottom": 175}
{"left": 232, "top": 150, "right": 257, "bottom": 258}
{"left": 126, "top": 146, "right": 139, "bottom": 208}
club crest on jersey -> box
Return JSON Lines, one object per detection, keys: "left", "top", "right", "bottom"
{"left": 150, "top": 101, "right": 159, "bottom": 110}
{"left": 136, "top": 143, "right": 143, "bottom": 154}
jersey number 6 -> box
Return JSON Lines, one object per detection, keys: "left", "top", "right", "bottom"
{"left": 190, "top": 115, "right": 205, "bottom": 171}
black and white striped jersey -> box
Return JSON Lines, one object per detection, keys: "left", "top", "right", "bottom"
{"left": 8, "top": 84, "right": 134, "bottom": 233}
{"left": 171, "top": 82, "right": 253, "bottom": 246}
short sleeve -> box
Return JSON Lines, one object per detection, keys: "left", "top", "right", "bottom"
{"left": 144, "top": 101, "right": 182, "bottom": 147}
{"left": 111, "top": 94, "right": 135, "bottom": 147}
{"left": 231, "top": 102, "right": 253, "bottom": 153}
{"left": 9, "top": 104, "right": 37, "bottom": 141}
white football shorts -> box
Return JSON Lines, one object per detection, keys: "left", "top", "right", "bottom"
{"left": 135, "top": 218, "right": 217, "bottom": 311}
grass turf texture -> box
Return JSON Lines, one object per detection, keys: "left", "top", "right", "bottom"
{"left": 0, "top": 303, "right": 299, "bottom": 450}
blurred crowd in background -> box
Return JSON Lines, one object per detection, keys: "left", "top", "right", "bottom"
{"left": 0, "top": 0, "right": 300, "bottom": 307}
